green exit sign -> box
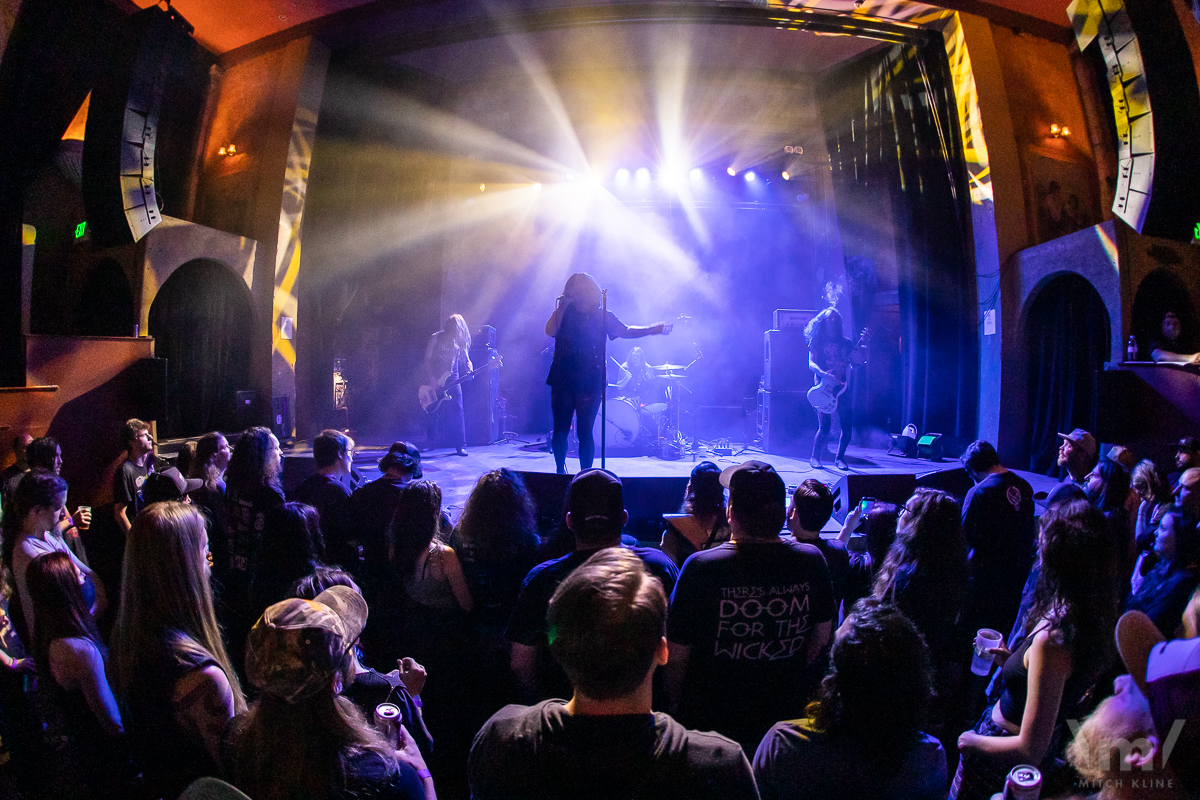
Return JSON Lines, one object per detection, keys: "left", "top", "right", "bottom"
{"left": 74, "top": 221, "right": 86, "bottom": 239}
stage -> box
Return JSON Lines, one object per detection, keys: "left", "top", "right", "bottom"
{"left": 276, "top": 437, "right": 1063, "bottom": 534}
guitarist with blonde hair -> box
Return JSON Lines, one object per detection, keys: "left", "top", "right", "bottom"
{"left": 805, "top": 307, "right": 870, "bottom": 471}
{"left": 424, "top": 313, "right": 473, "bottom": 456}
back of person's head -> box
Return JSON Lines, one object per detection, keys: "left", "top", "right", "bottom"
{"left": 312, "top": 430, "right": 352, "bottom": 470}
{"left": 863, "top": 503, "right": 900, "bottom": 568}
{"left": 113, "top": 502, "right": 245, "bottom": 713}
{"left": 547, "top": 548, "right": 666, "bottom": 700}
{"left": 1066, "top": 676, "right": 1162, "bottom": 794}
{"left": 291, "top": 566, "right": 361, "bottom": 600}
{"left": 1132, "top": 460, "right": 1171, "bottom": 505}
{"left": 791, "top": 479, "right": 834, "bottom": 532}
{"left": 123, "top": 418, "right": 150, "bottom": 451}
{"left": 804, "top": 306, "right": 844, "bottom": 347}
{"left": 1089, "top": 457, "right": 1132, "bottom": 513}
{"left": 26, "top": 550, "right": 103, "bottom": 662}
{"left": 682, "top": 461, "right": 725, "bottom": 521}
{"left": 3, "top": 471, "right": 68, "bottom": 590}
{"left": 809, "top": 598, "right": 932, "bottom": 771}
{"left": 262, "top": 503, "right": 326, "bottom": 580}
{"left": 1029, "top": 499, "right": 1119, "bottom": 683}
{"left": 379, "top": 441, "right": 422, "bottom": 478}
{"left": 388, "top": 480, "right": 442, "bottom": 575}
{"left": 455, "top": 468, "right": 538, "bottom": 561}
{"left": 237, "top": 588, "right": 389, "bottom": 800}
{"left": 960, "top": 440, "right": 1001, "bottom": 476}
{"left": 722, "top": 461, "right": 786, "bottom": 539}
{"left": 566, "top": 469, "right": 626, "bottom": 544}
{"left": 227, "top": 427, "right": 281, "bottom": 496}
{"left": 874, "top": 489, "right": 964, "bottom": 602}
{"left": 25, "top": 436, "right": 60, "bottom": 472}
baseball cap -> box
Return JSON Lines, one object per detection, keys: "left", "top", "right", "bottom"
{"left": 142, "top": 467, "right": 204, "bottom": 505}
{"left": 1175, "top": 437, "right": 1200, "bottom": 453}
{"left": 568, "top": 469, "right": 624, "bottom": 529}
{"left": 1057, "top": 429, "right": 1098, "bottom": 462}
{"left": 245, "top": 586, "right": 368, "bottom": 704}
{"left": 720, "top": 460, "right": 786, "bottom": 509}
{"left": 379, "top": 441, "right": 422, "bottom": 478}
{"left": 1116, "top": 611, "right": 1200, "bottom": 791}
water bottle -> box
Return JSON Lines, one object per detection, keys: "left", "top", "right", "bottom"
{"left": 1127, "top": 335, "right": 1138, "bottom": 362}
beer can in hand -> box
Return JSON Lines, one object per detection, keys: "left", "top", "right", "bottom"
{"left": 1004, "top": 765, "right": 1041, "bottom": 799}
{"left": 374, "top": 703, "right": 402, "bottom": 747}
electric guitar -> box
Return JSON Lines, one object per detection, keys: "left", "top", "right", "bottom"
{"left": 806, "top": 328, "right": 871, "bottom": 414}
{"left": 418, "top": 353, "right": 503, "bottom": 415}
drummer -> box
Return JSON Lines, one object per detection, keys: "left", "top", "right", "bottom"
{"left": 615, "top": 347, "right": 662, "bottom": 404}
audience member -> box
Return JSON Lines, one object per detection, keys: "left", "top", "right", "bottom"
{"left": 291, "top": 567, "right": 434, "bottom": 760}
{"left": 666, "top": 460, "right": 834, "bottom": 753}
{"left": 26, "top": 435, "right": 63, "bottom": 475}
{"left": 1175, "top": 468, "right": 1200, "bottom": 529}
{"left": 26, "top": 551, "right": 125, "bottom": 798}
{"left": 1058, "top": 428, "right": 1099, "bottom": 487}
{"left": 470, "top": 548, "right": 757, "bottom": 800}
{"left": 249, "top": 502, "right": 327, "bottom": 615}
{"left": 1148, "top": 310, "right": 1200, "bottom": 365}
{"left": 506, "top": 469, "right": 679, "bottom": 702}
{"left": 390, "top": 481, "right": 473, "bottom": 617}
{"left": 840, "top": 501, "right": 900, "bottom": 611}
{"left": 112, "top": 502, "right": 246, "bottom": 800}
{"left": 188, "top": 432, "right": 233, "bottom": 557}
{"left": 113, "top": 418, "right": 155, "bottom": 532}
{"left": 175, "top": 440, "right": 198, "bottom": 482}
{"left": 1132, "top": 459, "right": 1174, "bottom": 591}
{"left": 786, "top": 478, "right": 850, "bottom": 610}
{"left": 1064, "top": 672, "right": 1181, "bottom": 800}
{"left": 0, "top": 433, "right": 32, "bottom": 503}
{"left": 142, "top": 466, "right": 203, "bottom": 507}
{"left": 1168, "top": 437, "right": 1200, "bottom": 489}
{"left": 959, "top": 440, "right": 1035, "bottom": 637}
{"left": 292, "top": 429, "right": 356, "bottom": 567}
{"left": 660, "top": 460, "right": 730, "bottom": 568}
{"left": 1086, "top": 457, "right": 1135, "bottom": 582}
{"left": 2, "top": 471, "right": 103, "bottom": 643}
{"left": 1105, "top": 445, "right": 1136, "bottom": 473}
{"left": 753, "top": 598, "right": 947, "bottom": 800}
{"left": 1126, "top": 511, "right": 1200, "bottom": 638}
{"left": 350, "top": 441, "right": 423, "bottom": 572}
{"left": 223, "top": 587, "right": 433, "bottom": 800}
{"left": 951, "top": 500, "right": 1121, "bottom": 800}
{"left": 1114, "top": 609, "right": 1200, "bottom": 796}
{"left": 872, "top": 488, "right": 967, "bottom": 729}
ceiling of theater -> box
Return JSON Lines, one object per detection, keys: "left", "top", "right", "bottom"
{"left": 132, "top": 0, "right": 1071, "bottom": 57}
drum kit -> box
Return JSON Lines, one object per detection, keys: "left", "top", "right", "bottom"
{"left": 594, "top": 361, "right": 696, "bottom": 458}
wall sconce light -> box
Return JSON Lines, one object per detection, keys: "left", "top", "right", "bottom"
{"left": 217, "top": 144, "right": 239, "bottom": 156}
{"left": 1049, "top": 123, "right": 1071, "bottom": 138}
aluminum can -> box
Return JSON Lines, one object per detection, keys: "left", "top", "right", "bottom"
{"left": 374, "top": 702, "right": 402, "bottom": 746}
{"left": 1004, "top": 765, "right": 1041, "bottom": 799}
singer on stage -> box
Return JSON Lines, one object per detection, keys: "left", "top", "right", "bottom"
{"left": 545, "top": 273, "right": 671, "bottom": 474}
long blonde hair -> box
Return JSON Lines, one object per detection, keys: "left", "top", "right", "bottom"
{"left": 445, "top": 313, "right": 471, "bottom": 350}
{"left": 112, "top": 502, "right": 245, "bottom": 713}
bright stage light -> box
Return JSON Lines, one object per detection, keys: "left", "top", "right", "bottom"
{"left": 635, "top": 167, "right": 651, "bottom": 186}
{"left": 534, "top": 183, "right": 542, "bottom": 191}
{"left": 690, "top": 168, "right": 704, "bottom": 183}
{"left": 480, "top": 184, "right": 486, "bottom": 192}
{"left": 615, "top": 168, "right": 630, "bottom": 185}
{"left": 726, "top": 166, "right": 737, "bottom": 176}
{"left": 781, "top": 171, "right": 791, "bottom": 181}
{"left": 744, "top": 171, "right": 757, "bottom": 182}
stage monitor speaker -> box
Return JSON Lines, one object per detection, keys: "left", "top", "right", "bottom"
{"left": 516, "top": 472, "right": 690, "bottom": 542}
{"left": 130, "top": 357, "right": 167, "bottom": 422}
{"left": 830, "top": 473, "right": 917, "bottom": 523}
{"left": 271, "top": 395, "right": 290, "bottom": 441}
{"left": 464, "top": 344, "right": 500, "bottom": 445}
{"left": 473, "top": 325, "right": 496, "bottom": 348}
{"left": 235, "top": 390, "right": 259, "bottom": 431}
{"left": 82, "top": 6, "right": 194, "bottom": 246}
{"left": 917, "top": 433, "right": 943, "bottom": 461}
{"left": 759, "top": 390, "right": 815, "bottom": 457}
{"left": 915, "top": 467, "right": 975, "bottom": 500}
{"left": 763, "top": 329, "right": 810, "bottom": 391}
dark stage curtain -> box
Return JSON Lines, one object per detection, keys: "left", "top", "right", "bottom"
{"left": 819, "top": 40, "right": 978, "bottom": 443}
{"left": 0, "top": 0, "right": 118, "bottom": 385}
{"left": 148, "top": 260, "right": 252, "bottom": 439}
{"left": 1024, "top": 274, "right": 1110, "bottom": 474}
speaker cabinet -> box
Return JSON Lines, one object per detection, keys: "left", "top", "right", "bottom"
{"left": 763, "top": 329, "right": 810, "bottom": 391}
{"left": 463, "top": 344, "right": 500, "bottom": 445}
{"left": 759, "top": 390, "right": 816, "bottom": 457}
{"left": 830, "top": 473, "right": 917, "bottom": 523}
{"left": 915, "top": 467, "right": 975, "bottom": 501}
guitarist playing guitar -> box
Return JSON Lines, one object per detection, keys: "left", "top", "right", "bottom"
{"left": 804, "top": 307, "right": 871, "bottom": 471}
{"left": 423, "top": 314, "right": 474, "bottom": 456}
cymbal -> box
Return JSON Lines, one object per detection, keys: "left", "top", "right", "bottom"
{"left": 652, "top": 363, "right": 690, "bottom": 371}
{"left": 659, "top": 372, "right": 688, "bottom": 380}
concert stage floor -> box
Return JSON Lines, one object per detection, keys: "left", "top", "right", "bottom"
{"left": 285, "top": 438, "right": 1062, "bottom": 526}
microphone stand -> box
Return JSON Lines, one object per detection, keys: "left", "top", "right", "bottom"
{"left": 601, "top": 288, "right": 607, "bottom": 470}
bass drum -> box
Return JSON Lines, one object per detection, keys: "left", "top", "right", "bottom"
{"left": 593, "top": 397, "right": 640, "bottom": 449}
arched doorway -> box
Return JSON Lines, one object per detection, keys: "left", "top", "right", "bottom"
{"left": 148, "top": 259, "right": 252, "bottom": 439}
{"left": 1024, "top": 273, "right": 1110, "bottom": 474}
{"left": 1132, "top": 268, "right": 1198, "bottom": 358}
{"left": 74, "top": 258, "right": 135, "bottom": 336}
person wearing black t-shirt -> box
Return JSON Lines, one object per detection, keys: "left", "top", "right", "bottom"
{"left": 804, "top": 308, "right": 869, "bottom": 471}
{"left": 114, "top": 419, "right": 155, "bottom": 532}
{"left": 544, "top": 273, "right": 671, "bottom": 475}
{"left": 292, "top": 429, "right": 356, "bottom": 565}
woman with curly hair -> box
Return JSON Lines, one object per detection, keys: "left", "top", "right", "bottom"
{"left": 872, "top": 488, "right": 967, "bottom": 708}
{"left": 754, "top": 598, "right": 946, "bottom": 799}
{"left": 951, "top": 500, "right": 1121, "bottom": 800}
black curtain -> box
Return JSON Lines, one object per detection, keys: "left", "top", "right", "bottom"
{"left": 147, "top": 260, "right": 253, "bottom": 439}
{"left": 819, "top": 39, "right": 978, "bottom": 443}
{"left": 1024, "top": 273, "right": 1110, "bottom": 473}
{"left": 0, "top": 0, "right": 119, "bottom": 385}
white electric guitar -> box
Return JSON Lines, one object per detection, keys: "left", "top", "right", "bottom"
{"left": 806, "top": 328, "right": 871, "bottom": 414}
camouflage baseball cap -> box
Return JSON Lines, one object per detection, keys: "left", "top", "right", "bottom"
{"left": 245, "top": 586, "right": 368, "bottom": 703}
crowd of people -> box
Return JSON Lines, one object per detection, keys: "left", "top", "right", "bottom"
{"left": 0, "top": 420, "right": 1198, "bottom": 800}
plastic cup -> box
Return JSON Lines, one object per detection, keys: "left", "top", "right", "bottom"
{"left": 75, "top": 506, "right": 92, "bottom": 531}
{"left": 971, "top": 628, "right": 1003, "bottom": 676}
